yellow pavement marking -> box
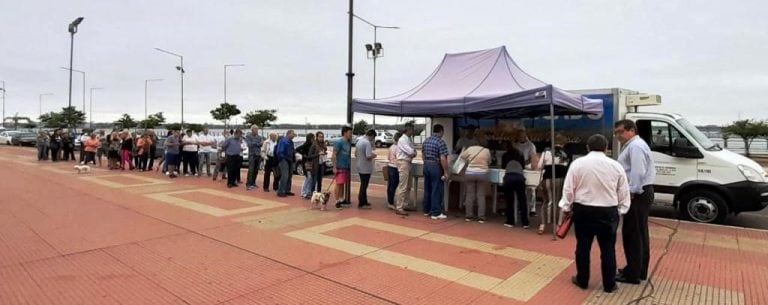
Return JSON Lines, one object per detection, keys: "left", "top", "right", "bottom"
{"left": 144, "top": 188, "right": 286, "bottom": 217}
{"left": 286, "top": 217, "right": 572, "bottom": 302}
{"left": 235, "top": 207, "right": 336, "bottom": 230}
{"left": 582, "top": 276, "right": 745, "bottom": 305}
{"left": 79, "top": 173, "right": 171, "bottom": 188}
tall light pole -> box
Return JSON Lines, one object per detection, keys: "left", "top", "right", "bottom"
{"left": 155, "top": 48, "right": 184, "bottom": 128}
{"left": 89, "top": 87, "right": 103, "bottom": 129}
{"left": 224, "top": 64, "right": 245, "bottom": 105}
{"left": 67, "top": 17, "right": 84, "bottom": 109}
{"left": 60, "top": 67, "right": 86, "bottom": 119}
{"left": 345, "top": 0, "right": 355, "bottom": 205}
{"left": 144, "top": 79, "right": 163, "bottom": 129}
{"left": 39, "top": 93, "right": 53, "bottom": 119}
{"left": 0, "top": 81, "right": 5, "bottom": 128}
{"left": 353, "top": 14, "right": 399, "bottom": 130}
{"left": 224, "top": 64, "right": 244, "bottom": 128}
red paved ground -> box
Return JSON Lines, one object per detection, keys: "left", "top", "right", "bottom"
{"left": 1, "top": 145, "right": 767, "bottom": 304}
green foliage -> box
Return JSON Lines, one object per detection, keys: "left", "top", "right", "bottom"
{"left": 164, "top": 122, "right": 182, "bottom": 131}
{"left": 139, "top": 112, "right": 166, "bottom": 129}
{"left": 186, "top": 123, "right": 204, "bottom": 133}
{"left": 210, "top": 103, "right": 242, "bottom": 128}
{"left": 243, "top": 109, "right": 278, "bottom": 128}
{"left": 722, "top": 119, "right": 768, "bottom": 156}
{"left": 114, "top": 114, "right": 138, "bottom": 130}
{"left": 39, "top": 106, "right": 85, "bottom": 128}
{"left": 353, "top": 120, "right": 369, "bottom": 135}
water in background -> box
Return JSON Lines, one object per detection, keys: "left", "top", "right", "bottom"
{"left": 710, "top": 138, "right": 768, "bottom": 155}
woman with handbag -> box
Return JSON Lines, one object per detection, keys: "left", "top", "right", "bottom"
{"left": 501, "top": 145, "right": 529, "bottom": 228}
{"left": 459, "top": 145, "right": 492, "bottom": 223}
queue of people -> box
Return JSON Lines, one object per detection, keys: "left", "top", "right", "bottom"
{"left": 29, "top": 121, "right": 655, "bottom": 294}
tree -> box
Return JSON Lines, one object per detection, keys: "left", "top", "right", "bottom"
{"left": 186, "top": 123, "right": 204, "bottom": 133}
{"left": 243, "top": 109, "right": 278, "bottom": 128}
{"left": 353, "top": 119, "right": 369, "bottom": 135}
{"left": 39, "top": 112, "right": 66, "bottom": 128}
{"left": 722, "top": 119, "right": 768, "bottom": 157}
{"left": 114, "top": 114, "right": 138, "bottom": 130}
{"left": 404, "top": 119, "right": 425, "bottom": 135}
{"left": 210, "top": 103, "right": 241, "bottom": 128}
{"left": 162, "top": 122, "right": 203, "bottom": 133}
{"left": 720, "top": 127, "right": 732, "bottom": 149}
{"left": 39, "top": 107, "right": 85, "bottom": 129}
{"left": 139, "top": 112, "right": 166, "bottom": 129}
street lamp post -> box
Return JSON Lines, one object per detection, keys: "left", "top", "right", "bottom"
{"left": 353, "top": 14, "right": 399, "bottom": 130}
{"left": 345, "top": 0, "right": 355, "bottom": 205}
{"left": 67, "top": 17, "right": 84, "bottom": 109}
{"left": 224, "top": 64, "right": 245, "bottom": 128}
{"left": 60, "top": 67, "right": 86, "bottom": 119}
{"left": 144, "top": 79, "right": 163, "bottom": 129}
{"left": 89, "top": 87, "right": 103, "bottom": 129}
{"left": 0, "top": 81, "right": 5, "bottom": 127}
{"left": 155, "top": 48, "right": 184, "bottom": 129}
{"left": 39, "top": 93, "right": 53, "bottom": 119}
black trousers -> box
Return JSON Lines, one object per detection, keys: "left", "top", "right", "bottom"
{"left": 573, "top": 203, "right": 619, "bottom": 290}
{"left": 622, "top": 185, "right": 654, "bottom": 280}
{"left": 147, "top": 146, "right": 157, "bottom": 170}
{"left": 182, "top": 151, "right": 198, "bottom": 175}
{"left": 358, "top": 173, "right": 371, "bottom": 206}
{"left": 263, "top": 157, "right": 280, "bottom": 191}
{"left": 226, "top": 155, "right": 242, "bottom": 186}
{"left": 50, "top": 146, "right": 60, "bottom": 162}
{"left": 503, "top": 173, "right": 528, "bottom": 226}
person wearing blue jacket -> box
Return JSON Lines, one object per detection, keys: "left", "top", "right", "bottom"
{"left": 276, "top": 130, "right": 296, "bottom": 197}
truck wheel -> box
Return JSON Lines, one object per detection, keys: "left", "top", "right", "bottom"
{"left": 375, "top": 141, "right": 382, "bottom": 148}
{"left": 295, "top": 165, "right": 304, "bottom": 176}
{"left": 679, "top": 189, "right": 728, "bottom": 224}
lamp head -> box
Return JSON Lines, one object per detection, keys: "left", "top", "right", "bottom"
{"left": 365, "top": 44, "right": 373, "bottom": 52}
{"left": 374, "top": 42, "right": 383, "bottom": 50}
{"left": 68, "top": 17, "right": 84, "bottom": 34}
{"left": 175, "top": 66, "right": 185, "bottom": 73}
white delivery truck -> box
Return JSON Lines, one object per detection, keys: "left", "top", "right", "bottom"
{"left": 574, "top": 88, "right": 768, "bottom": 223}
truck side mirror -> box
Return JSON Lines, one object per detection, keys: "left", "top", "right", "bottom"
{"left": 672, "top": 145, "right": 703, "bottom": 159}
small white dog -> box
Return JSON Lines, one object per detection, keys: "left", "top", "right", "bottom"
{"left": 74, "top": 165, "right": 91, "bottom": 174}
{"left": 310, "top": 191, "right": 331, "bottom": 211}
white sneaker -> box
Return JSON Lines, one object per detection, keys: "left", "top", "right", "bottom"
{"left": 164, "top": 171, "right": 170, "bottom": 176}
{"left": 431, "top": 214, "right": 447, "bottom": 220}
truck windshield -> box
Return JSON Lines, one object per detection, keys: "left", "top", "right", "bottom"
{"left": 677, "top": 118, "right": 719, "bottom": 151}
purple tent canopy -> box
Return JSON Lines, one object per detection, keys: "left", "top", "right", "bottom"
{"left": 352, "top": 46, "right": 603, "bottom": 119}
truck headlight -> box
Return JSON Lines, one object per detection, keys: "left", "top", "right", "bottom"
{"left": 738, "top": 164, "right": 765, "bottom": 182}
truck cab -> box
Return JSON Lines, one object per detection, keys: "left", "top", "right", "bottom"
{"left": 626, "top": 111, "right": 768, "bottom": 223}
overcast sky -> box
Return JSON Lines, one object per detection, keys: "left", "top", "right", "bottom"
{"left": 1, "top": 0, "right": 766, "bottom": 126}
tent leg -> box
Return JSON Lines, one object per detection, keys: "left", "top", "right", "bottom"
{"left": 548, "top": 86, "right": 557, "bottom": 241}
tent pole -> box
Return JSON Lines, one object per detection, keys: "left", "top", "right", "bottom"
{"left": 548, "top": 85, "right": 557, "bottom": 241}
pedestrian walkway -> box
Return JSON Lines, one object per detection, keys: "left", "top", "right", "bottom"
{"left": 0, "top": 146, "right": 766, "bottom": 304}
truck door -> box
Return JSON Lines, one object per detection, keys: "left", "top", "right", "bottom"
{"left": 636, "top": 119, "right": 698, "bottom": 199}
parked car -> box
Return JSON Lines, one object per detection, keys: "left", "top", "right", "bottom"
{"left": 11, "top": 132, "right": 37, "bottom": 146}
{"left": 374, "top": 130, "right": 395, "bottom": 147}
{"left": 0, "top": 131, "right": 21, "bottom": 145}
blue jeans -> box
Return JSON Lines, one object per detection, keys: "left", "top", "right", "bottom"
{"left": 423, "top": 161, "right": 444, "bottom": 216}
{"left": 38, "top": 145, "right": 48, "bottom": 160}
{"left": 386, "top": 166, "right": 399, "bottom": 205}
{"left": 302, "top": 171, "right": 316, "bottom": 198}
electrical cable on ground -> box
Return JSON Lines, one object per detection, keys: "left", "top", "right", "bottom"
{"left": 625, "top": 218, "right": 681, "bottom": 305}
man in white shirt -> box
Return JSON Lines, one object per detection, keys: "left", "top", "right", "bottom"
{"left": 197, "top": 127, "right": 217, "bottom": 177}
{"left": 559, "top": 134, "right": 630, "bottom": 294}
{"left": 181, "top": 129, "right": 200, "bottom": 177}
{"left": 386, "top": 132, "right": 402, "bottom": 209}
{"left": 395, "top": 125, "right": 417, "bottom": 216}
